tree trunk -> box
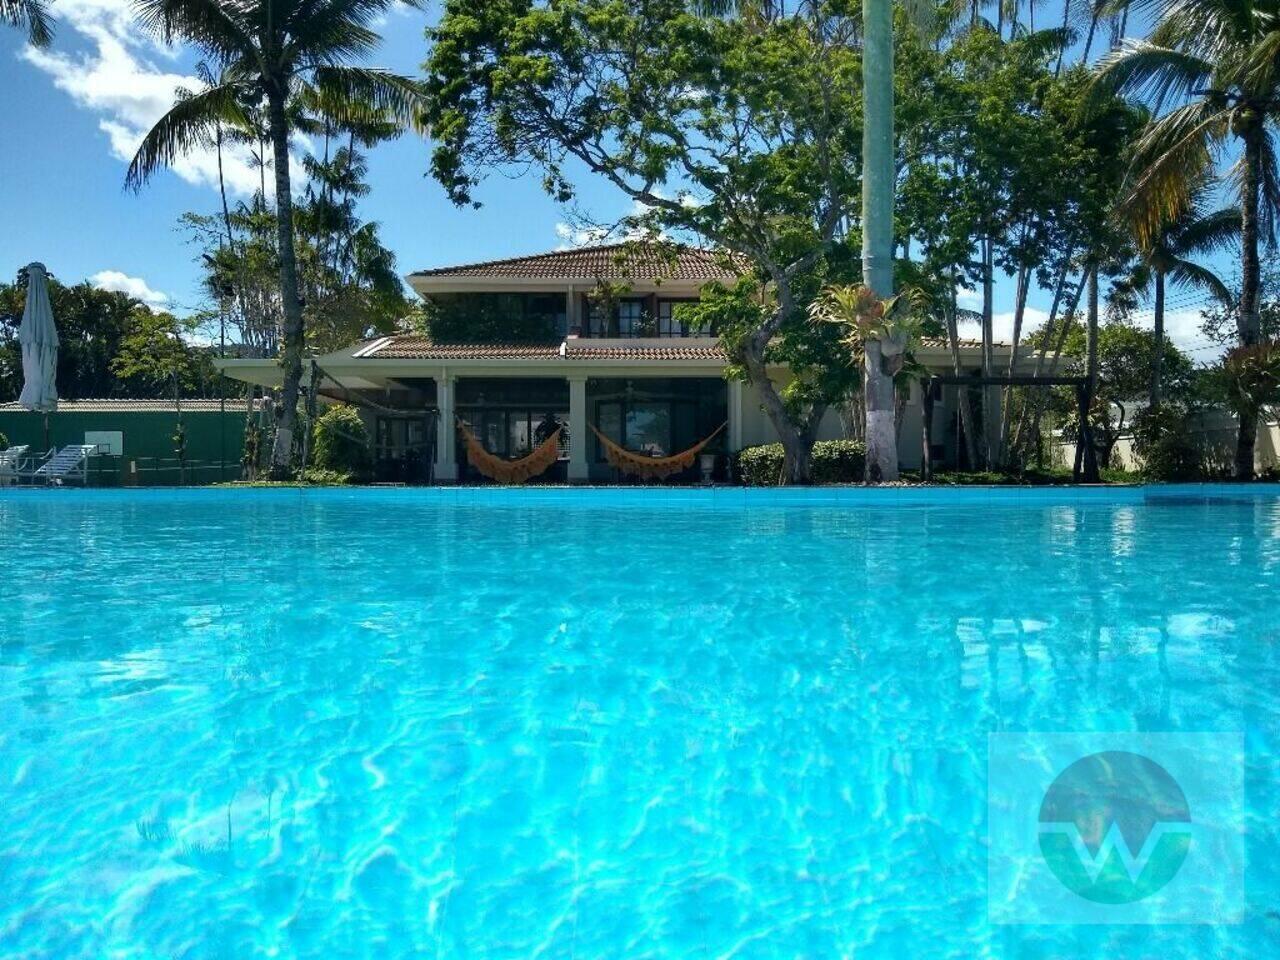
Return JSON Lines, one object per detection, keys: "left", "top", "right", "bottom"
{"left": 215, "top": 126, "right": 234, "bottom": 249}
{"left": 1055, "top": 0, "right": 1071, "bottom": 75}
{"left": 1236, "top": 123, "right": 1264, "bottom": 479}
{"left": 1082, "top": 268, "right": 1101, "bottom": 483}
{"left": 1150, "top": 269, "right": 1165, "bottom": 409}
{"left": 266, "top": 85, "right": 305, "bottom": 479}
{"left": 862, "top": 0, "right": 898, "bottom": 482}
{"left": 980, "top": 237, "right": 997, "bottom": 467}
{"left": 945, "top": 284, "right": 979, "bottom": 469}
{"left": 995, "top": 263, "right": 1029, "bottom": 468}
{"left": 1081, "top": 6, "right": 1101, "bottom": 64}
{"left": 743, "top": 352, "right": 816, "bottom": 483}
{"left": 1015, "top": 265, "right": 1087, "bottom": 455}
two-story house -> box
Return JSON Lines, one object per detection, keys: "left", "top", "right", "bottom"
{"left": 217, "top": 242, "right": 1028, "bottom": 482}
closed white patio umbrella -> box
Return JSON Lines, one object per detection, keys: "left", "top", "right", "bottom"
{"left": 17, "top": 262, "right": 59, "bottom": 450}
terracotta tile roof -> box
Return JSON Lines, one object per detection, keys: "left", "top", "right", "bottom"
{"left": 563, "top": 341, "right": 727, "bottom": 361}
{"left": 357, "top": 335, "right": 1002, "bottom": 362}
{"left": 359, "top": 336, "right": 728, "bottom": 362}
{"left": 409, "top": 242, "right": 740, "bottom": 283}
{"left": 365, "top": 337, "right": 563, "bottom": 360}
{"left": 920, "top": 336, "right": 990, "bottom": 350}
{"left": 0, "top": 399, "right": 252, "bottom": 413}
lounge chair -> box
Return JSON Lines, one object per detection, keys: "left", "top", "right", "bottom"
{"left": 0, "top": 445, "right": 29, "bottom": 486}
{"left": 32, "top": 444, "right": 98, "bottom": 485}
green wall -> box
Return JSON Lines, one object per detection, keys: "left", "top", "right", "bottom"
{"left": 0, "top": 408, "right": 246, "bottom": 485}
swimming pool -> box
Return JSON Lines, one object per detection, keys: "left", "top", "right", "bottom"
{"left": 1, "top": 486, "right": 1277, "bottom": 957}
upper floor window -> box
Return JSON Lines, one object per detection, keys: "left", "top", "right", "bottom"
{"left": 588, "top": 298, "right": 648, "bottom": 337}
{"left": 617, "top": 300, "right": 644, "bottom": 336}
{"left": 658, "top": 299, "right": 707, "bottom": 337}
{"left": 584, "top": 297, "right": 709, "bottom": 337}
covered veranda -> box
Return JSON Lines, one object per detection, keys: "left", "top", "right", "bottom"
{"left": 216, "top": 337, "right": 744, "bottom": 483}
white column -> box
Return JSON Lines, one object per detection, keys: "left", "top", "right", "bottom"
{"left": 568, "top": 375, "right": 589, "bottom": 482}
{"left": 435, "top": 370, "right": 457, "bottom": 483}
{"left": 728, "top": 379, "right": 744, "bottom": 452}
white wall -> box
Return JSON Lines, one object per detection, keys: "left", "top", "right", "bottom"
{"left": 1060, "top": 410, "right": 1280, "bottom": 474}
{"left": 739, "top": 378, "right": 932, "bottom": 468}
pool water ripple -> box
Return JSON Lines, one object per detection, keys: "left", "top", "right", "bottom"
{"left": 1, "top": 489, "right": 1279, "bottom": 958}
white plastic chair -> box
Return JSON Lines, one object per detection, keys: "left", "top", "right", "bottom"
{"left": 0, "top": 445, "right": 29, "bottom": 486}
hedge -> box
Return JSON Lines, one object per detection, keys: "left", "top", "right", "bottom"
{"left": 311, "top": 405, "right": 371, "bottom": 476}
{"left": 736, "top": 439, "right": 866, "bottom": 485}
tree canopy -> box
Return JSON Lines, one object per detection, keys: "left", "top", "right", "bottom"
{"left": 0, "top": 279, "right": 219, "bottom": 401}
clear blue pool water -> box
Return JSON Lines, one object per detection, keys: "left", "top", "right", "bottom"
{"left": 2, "top": 486, "right": 1279, "bottom": 959}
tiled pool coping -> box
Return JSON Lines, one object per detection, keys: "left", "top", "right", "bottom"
{"left": 2, "top": 483, "right": 1278, "bottom": 507}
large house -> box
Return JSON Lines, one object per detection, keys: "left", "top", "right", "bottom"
{"left": 217, "top": 243, "right": 1030, "bottom": 482}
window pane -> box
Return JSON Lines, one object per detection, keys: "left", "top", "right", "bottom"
{"left": 479, "top": 412, "right": 504, "bottom": 454}
{"left": 618, "top": 300, "right": 643, "bottom": 336}
{"left": 596, "top": 402, "right": 622, "bottom": 461}
{"left": 658, "top": 300, "right": 676, "bottom": 337}
{"left": 508, "top": 413, "right": 531, "bottom": 456}
{"left": 625, "top": 403, "right": 671, "bottom": 456}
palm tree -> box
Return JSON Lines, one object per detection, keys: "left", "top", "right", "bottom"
{"left": 862, "top": 0, "right": 900, "bottom": 481}
{"left": 127, "top": 0, "right": 423, "bottom": 478}
{"left": 2, "top": 0, "right": 53, "bottom": 45}
{"left": 1118, "top": 195, "right": 1237, "bottom": 407}
{"left": 1092, "top": 0, "right": 1280, "bottom": 478}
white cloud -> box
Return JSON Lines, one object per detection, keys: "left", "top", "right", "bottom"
{"left": 958, "top": 301, "right": 1226, "bottom": 362}
{"left": 554, "top": 222, "right": 612, "bottom": 250}
{"left": 957, "top": 307, "right": 1050, "bottom": 345}
{"left": 554, "top": 193, "right": 703, "bottom": 249}
{"left": 955, "top": 285, "right": 981, "bottom": 309}
{"left": 19, "top": 0, "right": 268, "bottom": 196}
{"left": 90, "top": 269, "right": 170, "bottom": 308}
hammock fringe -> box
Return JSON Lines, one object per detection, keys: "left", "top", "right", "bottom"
{"left": 590, "top": 421, "right": 726, "bottom": 480}
{"left": 458, "top": 418, "right": 562, "bottom": 484}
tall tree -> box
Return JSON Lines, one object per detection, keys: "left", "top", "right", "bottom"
{"left": 1, "top": 0, "right": 53, "bottom": 45}
{"left": 1114, "top": 194, "right": 1236, "bottom": 407}
{"left": 126, "top": 0, "right": 423, "bottom": 478}
{"left": 1093, "top": 0, "right": 1280, "bottom": 478}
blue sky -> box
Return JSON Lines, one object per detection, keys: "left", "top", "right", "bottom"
{"left": 0, "top": 1, "right": 1227, "bottom": 360}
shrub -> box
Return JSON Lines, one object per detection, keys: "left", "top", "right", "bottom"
{"left": 1131, "top": 405, "right": 1205, "bottom": 481}
{"left": 300, "top": 467, "right": 354, "bottom": 485}
{"left": 311, "top": 405, "right": 371, "bottom": 476}
{"left": 736, "top": 439, "right": 866, "bottom": 485}
{"left": 0, "top": 431, "right": 8, "bottom": 450}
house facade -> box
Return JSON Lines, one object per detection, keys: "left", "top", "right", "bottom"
{"left": 217, "top": 243, "right": 1031, "bottom": 482}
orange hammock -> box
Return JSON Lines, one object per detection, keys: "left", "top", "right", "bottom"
{"left": 457, "top": 418, "right": 562, "bottom": 484}
{"left": 590, "top": 421, "right": 727, "bottom": 480}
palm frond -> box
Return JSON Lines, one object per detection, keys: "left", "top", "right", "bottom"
{"left": 1091, "top": 40, "right": 1213, "bottom": 112}
{"left": 308, "top": 66, "right": 428, "bottom": 135}
{"left": 1165, "top": 255, "right": 1233, "bottom": 303}
{"left": 1263, "top": 129, "right": 1280, "bottom": 250}
{"left": 1020, "top": 26, "right": 1074, "bottom": 61}
{"left": 1148, "top": 0, "right": 1254, "bottom": 67}
{"left": 1238, "top": 24, "right": 1280, "bottom": 95}
{"left": 1, "top": 0, "right": 54, "bottom": 46}
{"left": 285, "top": 0, "right": 407, "bottom": 66}
{"left": 1121, "top": 100, "right": 1229, "bottom": 246}
{"left": 1172, "top": 206, "right": 1242, "bottom": 255}
{"left": 126, "top": 81, "right": 253, "bottom": 190}
{"left": 133, "top": 0, "right": 257, "bottom": 68}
